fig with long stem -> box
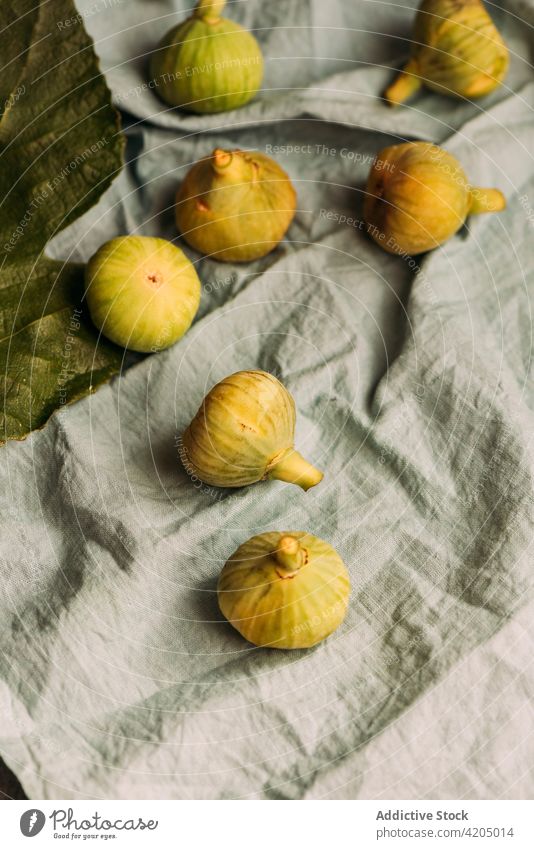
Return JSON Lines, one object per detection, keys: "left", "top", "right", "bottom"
{"left": 181, "top": 370, "right": 323, "bottom": 490}
{"left": 364, "top": 142, "right": 506, "bottom": 256}
{"left": 385, "top": 0, "right": 509, "bottom": 107}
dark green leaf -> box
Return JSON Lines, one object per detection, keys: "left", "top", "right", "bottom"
{"left": 0, "top": 0, "right": 125, "bottom": 442}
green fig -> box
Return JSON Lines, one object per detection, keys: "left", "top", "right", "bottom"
{"left": 150, "top": 0, "right": 263, "bottom": 113}
{"left": 218, "top": 532, "right": 351, "bottom": 649}
{"left": 385, "top": 0, "right": 509, "bottom": 106}
{"left": 181, "top": 370, "right": 323, "bottom": 490}
{"left": 85, "top": 236, "right": 201, "bottom": 352}
{"left": 364, "top": 142, "right": 506, "bottom": 256}
{"left": 176, "top": 148, "right": 297, "bottom": 262}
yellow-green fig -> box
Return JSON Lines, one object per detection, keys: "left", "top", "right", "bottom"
{"left": 181, "top": 370, "right": 323, "bottom": 490}
{"left": 364, "top": 142, "right": 506, "bottom": 256}
{"left": 385, "top": 0, "right": 509, "bottom": 106}
{"left": 150, "top": 0, "right": 263, "bottom": 113}
{"left": 218, "top": 531, "right": 351, "bottom": 649}
{"left": 176, "top": 148, "right": 297, "bottom": 262}
{"left": 85, "top": 236, "right": 201, "bottom": 352}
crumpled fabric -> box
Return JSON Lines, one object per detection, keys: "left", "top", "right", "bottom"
{"left": 1, "top": 0, "right": 534, "bottom": 799}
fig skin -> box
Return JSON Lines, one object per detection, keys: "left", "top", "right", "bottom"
{"left": 181, "top": 370, "right": 323, "bottom": 490}
{"left": 218, "top": 532, "right": 351, "bottom": 649}
{"left": 364, "top": 142, "right": 506, "bottom": 256}
{"left": 85, "top": 236, "right": 201, "bottom": 353}
{"left": 176, "top": 148, "right": 297, "bottom": 262}
{"left": 150, "top": 0, "right": 263, "bottom": 113}
{"left": 385, "top": 0, "right": 509, "bottom": 106}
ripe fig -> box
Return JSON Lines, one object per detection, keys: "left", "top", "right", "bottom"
{"left": 218, "top": 531, "right": 351, "bottom": 649}
{"left": 181, "top": 370, "right": 323, "bottom": 490}
{"left": 385, "top": 0, "right": 509, "bottom": 106}
{"left": 176, "top": 148, "right": 297, "bottom": 262}
{"left": 364, "top": 142, "right": 506, "bottom": 256}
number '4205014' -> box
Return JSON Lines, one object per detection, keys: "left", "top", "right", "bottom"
{"left": 462, "top": 828, "right": 514, "bottom": 838}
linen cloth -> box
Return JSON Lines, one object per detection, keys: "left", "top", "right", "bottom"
{"left": 1, "top": 0, "right": 534, "bottom": 798}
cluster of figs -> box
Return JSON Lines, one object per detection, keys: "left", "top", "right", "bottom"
{"left": 85, "top": 0, "right": 509, "bottom": 649}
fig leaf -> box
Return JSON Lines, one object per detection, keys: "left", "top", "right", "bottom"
{"left": 0, "top": 0, "right": 125, "bottom": 443}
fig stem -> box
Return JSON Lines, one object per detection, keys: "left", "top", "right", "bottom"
{"left": 384, "top": 59, "right": 422, "bottom": 106}
{"left": 195, "top": 0, "right": 226, "bottom": 20}
{"left": 275, "top": 536, "right": 306, "bottom": 577}
{"left": 469, "top": 188, "right": 506, "bottom": 215}
{"left": 268, "top": 448, "right": 323, "bottom": 491}
{"left": 212, "top": 149, "right": 233, "bottom": 172}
